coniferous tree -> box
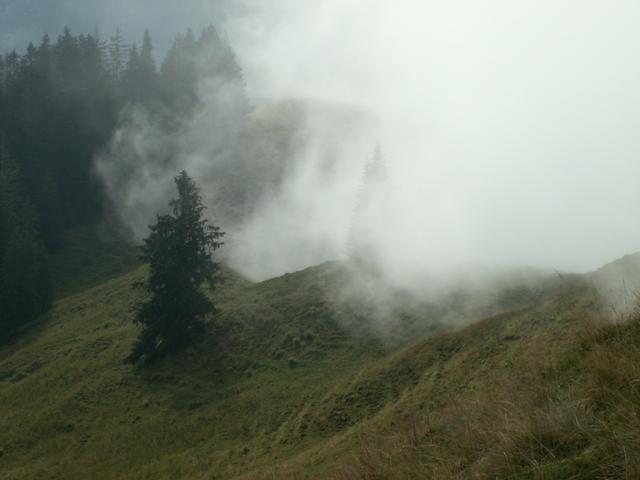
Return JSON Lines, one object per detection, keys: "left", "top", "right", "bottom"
{"left": 158, "top": 26, "right": 247, "bottom": 114}
{"left": 127, "top": 171, "right": 224, "bottom": 362}
{"left": 140, "top": 30, "right": 156, "bottom": 80}
{"left": 0, "top": 145, "right": 51, "bottom": 340}
{"left": 0, "top": 217, "right": 51, "bottom": 333}
{"left": 0, "top": 55, "right": 5, "bottom": 131}
{"left": 160, "top": 29, "right": 199, "bottom": 111}
{"left": 122, "top": 31, "right": 158, "bottom": 106}
{"left": 0, "top": 146, "right": 25, "bottom": 251}
{"left": 348, "top": 145, "right": 389, "bottom": 264}
{"left": 107, "top": 28, "right": 128, "bottom": 84}
{"left": 0, "top": 24, "right": 251, "bottom": 265}
{"left": 33, "top": 174, "right": 64, "bottom": 250}
{"left": 122, "top": 42, "right": 140, "bottom": 101}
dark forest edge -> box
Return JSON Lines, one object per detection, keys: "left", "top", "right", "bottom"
{"left": 0, "top": 26, "right": 242, "bottom": 341}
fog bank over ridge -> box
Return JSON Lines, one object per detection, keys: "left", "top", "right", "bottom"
{"left": 92, "top": 1, "right": 640, "bottom": 282}
{"left": 225, "top": 0, "right": 640, "bottom": 276}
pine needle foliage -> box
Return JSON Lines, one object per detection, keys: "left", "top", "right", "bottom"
{"left": 127, "top": 171, "right": 224, "bottom": 362}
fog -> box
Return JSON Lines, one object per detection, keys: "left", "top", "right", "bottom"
{"left": 227, "top": 1, "right": 640, "bottom": 273}
{"left": 91, "top": 1, "right": 640, "bottom": 284}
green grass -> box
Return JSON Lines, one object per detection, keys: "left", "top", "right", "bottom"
{"left": 2, "top": 230, "right": 640, "bottom": 479}
{"left": 0, "top": 259, "right": 386, "bottom": 479}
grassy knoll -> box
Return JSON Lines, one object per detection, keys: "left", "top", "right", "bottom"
{"left": 2, "top": 234, "right": 639, "bottom": 479}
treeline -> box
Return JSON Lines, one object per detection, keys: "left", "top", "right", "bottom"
{"left": 0, "top": 26, "right": 244, "bottom": 340}
{"left": 0, "top": 145, "right": 51, "bottom": 336}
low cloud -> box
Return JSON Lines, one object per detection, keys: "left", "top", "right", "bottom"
{"left": 98, "top": 1, "right": 640, "bottom": 287}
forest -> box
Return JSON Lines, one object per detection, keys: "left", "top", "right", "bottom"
{"left": 0, "top": 26, "right": 246, "bottom": 339}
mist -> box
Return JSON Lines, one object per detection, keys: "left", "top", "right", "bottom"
{"left": 95, "top": 1, "right": 640, "bottom": 285}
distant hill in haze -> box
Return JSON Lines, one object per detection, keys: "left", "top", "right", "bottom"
{"left": 591, "top": 251, "right": 640, "bottom": 316}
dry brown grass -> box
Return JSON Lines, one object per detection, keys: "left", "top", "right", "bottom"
{"left": 328, "top": 307, "right": 640, "bottom": 480}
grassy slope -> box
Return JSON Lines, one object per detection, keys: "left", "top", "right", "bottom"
{"left": 303, "top": 279, "right": 640, "bottom": 479}
{"left": 2, "top": 236, "right": 639, "bottom": 479}
{"left": 246, "top": 276, "right": 605, "bottom": 479}
{"left": 0, "top": 260, "right": 385, "bottom": 479}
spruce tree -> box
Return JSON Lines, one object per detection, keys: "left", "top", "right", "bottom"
{"left": 140, "top": 30, "right": 156, "bottom": 80}
{"left": 122, "top": 31, "right": 158, "bottom": 106}
{"left": 122, "top": 42, "right": 140, "bottom": 101}
{"left": 108, "top": 28, "right": 128, "bottom": 84}
{"left": 127, "top": 171, "right": 224, "bottom": 362}
{"left": 0, "top": 217, "right": 51, "bottom": 334}
{"left": 348, "top": 145, "right": 388, "bottom": 264}
{"left": 0, "top": 145, "right": 51, "bottom": 340}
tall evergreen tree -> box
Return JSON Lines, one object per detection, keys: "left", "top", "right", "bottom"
{"left": 122, "top": 42, "right": 140, "bottom": 101}
{"left": 348, "top": 145, "right": 389, "bottom": 264}
{"left": 159, "top": 29, "right": 199, "bottom": 111}
{"left": 0, "top": 145, "right": 26, "bottom": 251}
{"left": 0, "top": 145, "right": 51, "bottom": 340}
{"left": 0, "top": 55, "right": 5, "bottom": 132}
{"left": 107, "top": 28, "right": 128, "bottom": 84}
{"left": 122, "top": 31, "right": 158, "bottom": 106}
{"left": 140, "top": 30, "right": 156, "bottom": 79}
{"left": 127, "top": 171, "right": 225, "bottom": 362}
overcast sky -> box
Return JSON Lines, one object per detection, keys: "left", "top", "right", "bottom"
{"left": 0, "top": 0, "right": 237, "bottom": 54}
{"left": 5, "top": 1, "right": 640, "bottom": 277}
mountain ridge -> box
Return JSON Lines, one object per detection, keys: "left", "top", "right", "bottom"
{"left": 2, "top": 242, "right": 640, "bottom": 478}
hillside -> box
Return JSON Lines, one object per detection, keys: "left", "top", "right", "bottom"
{"left": 1, "top": 243, "right": 640, "bottom": 479}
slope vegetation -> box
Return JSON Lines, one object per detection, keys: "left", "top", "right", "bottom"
{"left": 1, "top": 244, "right": 638, "bottom": 479}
